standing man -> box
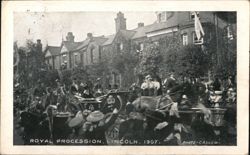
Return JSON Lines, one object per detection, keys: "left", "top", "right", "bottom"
{"left": 70, "top": 78, "right": 79, "bottom": 95}
{"left": 166, "top": 73, "right": 177, "bottom": 92}
{"left": 94, "top": 78, "right": 103, "bottom": 92}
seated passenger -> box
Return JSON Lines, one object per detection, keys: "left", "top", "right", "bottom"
{"left": 82, "top": 83, "right": 94, "bottom": 98}
{"left": 141, "top": 75, "right": 155, "bottom": 96}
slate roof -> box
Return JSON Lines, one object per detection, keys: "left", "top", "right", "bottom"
{"left": 45, "top": 46, "right": 61, "bottom": 56}
{"left": 120, "top": 30, "right": 136, "bottom": 40}
{"left": 131, "top": 20, "right": 178, "bottom": 39}
{"left": 71, "top": 39, "right": 90, "bottom": 52}
{"left": 62, "top": 41, "right": 83, "bottom": 51}
{"left": 102, "top": 34, "right": 116, "bottom": 46}
{"left": 93, "top": 36, "right": 108, "bottom": 45}
{"left": 48, "top": 13, "right": 180, "bottom": 51}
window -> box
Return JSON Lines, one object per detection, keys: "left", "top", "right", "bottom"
{"left": 120, "top": 43, "right": 123, "bottom": 50}
{"left": 99, "top": 47, "right": 102, "bottom": 61}
{"left": 190, "top": 12, "right": 199, "bottom": 20}
{"left": 160, "top": 12, "right": 166, "bottom": 22}
{"left": 90, "top": 48, "right": 94, "bottom": 63}
{"left": 157, "top": 12, "right": 167, "bottom": 23}
{"left": 158, "top": 14, "right": 162, "bottom": 22}
{"left": 139, "top": 43, "right": 144, "bottom": 51}
{"left": 62, "top": 54, "right": 67, "bottom": 62}
{"left": 117, "top": 43, "right": 123, "bottom": 52}
{"left": 182, "top": 33, "right": 188, "bottom": 45}
{"left": 74, "top": 53, "right": 78, "bottom": 65}
{"left": 227, "top": 25, "right": 233, "bottom": 40}
{"left": 193, "top": 32, "right": 204, "bottom": 45}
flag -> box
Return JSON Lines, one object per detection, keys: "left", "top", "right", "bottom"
{"left": 194, "top": 12, "right": 205, "bottom": 41}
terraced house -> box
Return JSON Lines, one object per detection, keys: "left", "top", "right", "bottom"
{"left": 44, "top": 11, "right": 236, "bottom": 87}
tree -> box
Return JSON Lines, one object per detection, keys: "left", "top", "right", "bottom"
{"left": 14, "top": 40, "right": 47, "bottom": 88}
{"left": 136, "top": 40, "right": 163, "bottom": 77}
{"left": 109, "top": 50, "right": 139, "bottom": 88}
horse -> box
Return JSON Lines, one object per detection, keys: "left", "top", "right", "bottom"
{"left": 120, "top": 83, "right": 216, "bottom": 145}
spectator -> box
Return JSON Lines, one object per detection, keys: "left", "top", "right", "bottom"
{"left": 81, "top": 108, "right": 119, "bottom": 145}
{"left": 213, "top": 77, "right": 221, "bottom": 91}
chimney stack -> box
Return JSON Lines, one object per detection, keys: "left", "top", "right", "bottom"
{"left": 115, "top": 12, "right": 127, "bottom": 32}
{"left": 87, "top": 33, "right": 93, "bottom": 38}
{"left": 36, "top": 39, "right": 42, "bottom": 52}
{"left": 66, "top": 32, "right": 75, "bottom": 42}
{"left": 138, "top": 22, "right": 144, "bottom": 28}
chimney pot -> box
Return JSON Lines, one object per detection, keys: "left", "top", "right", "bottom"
{"left": 87, "top": 33, "right": 93, "bottom": 38}
{"left": 138, "top": 23, "right": 144, "bottom": 28}
{"left": 66, "top": 32, "right": 75, "bottom": 42}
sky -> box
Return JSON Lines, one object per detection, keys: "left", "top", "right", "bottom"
{"left": 14, "top": 12, "right": 157, "bottom": 47}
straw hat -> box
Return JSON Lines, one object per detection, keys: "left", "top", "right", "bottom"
{"left": 68, "top": 111, "right": 85, "bottom": 128}
{"left": 145, "top": 75, "right": 152, "bottom": 80}
{"left": 86, "top": 111, "right": 105, "bottom": 122}
{"left": 182, "top": 95, "right": 187, "bottom": 99}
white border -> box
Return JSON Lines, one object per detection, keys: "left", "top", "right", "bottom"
{"left": 1, "top": 1, "right": 249, "bottom": 154}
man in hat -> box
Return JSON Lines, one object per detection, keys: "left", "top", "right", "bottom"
{"left": 81, "top": 83, "right": 94, "bottom": 98}
{"left": 70, "top": 78, "right": 79, "bottom": 95}
{"left": 179, "top": 95, "right": 192, "bottom": 109}
{"left": 81, "top": 108, "right": 119, "bottom": 145}
{"left": 33, "top": 81, "right": 46, "bottom": 97}
{"left": 94, "top": 78, "right": 103, "bottom": 92}
{"left": 166, "top": 73, "right": 177, "bottom": 91}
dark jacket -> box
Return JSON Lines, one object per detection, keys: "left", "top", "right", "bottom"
{"left": 83, "top": 113, "right": 118, "bottom": 145}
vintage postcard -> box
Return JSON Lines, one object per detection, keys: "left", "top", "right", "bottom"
{"left": 1, "top": 1, "right": 249, "bottom": 154}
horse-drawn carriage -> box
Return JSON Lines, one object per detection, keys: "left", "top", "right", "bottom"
{"left": 18, "top": 90, "right": 232, "bottom": 145}
{"left": 103, "top": 92, "right": 229, "bottom": 145}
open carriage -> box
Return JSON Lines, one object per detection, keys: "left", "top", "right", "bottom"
{"left": 102, "top": 92, "right": 229, "bottom": 145}
{"left": 18, "top": 90, "right": 231, "bottom": 145}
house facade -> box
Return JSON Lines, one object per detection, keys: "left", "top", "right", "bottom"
{"left": 44, "top": 11, "right": 236, "bottom": 88}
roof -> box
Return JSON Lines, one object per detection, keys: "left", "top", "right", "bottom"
{"left": 70, "top": 36, "right": 108, "bottom": 52}
{"left": 131, "top": 24, "right": 153, "bottom": 39}
{"left": 46, "top": 46, "right": 61, "bottom": 56}
{"left": 102, "top": 34, "right": 116, "bottom": 46}
{"left": 120, "top": 30, "right": 136, "bottom": 40}
{"left": 92, "top": 36, "right": 108, "bottom": 45}
{"left": 101, "top": 30, "right": 136, "bottom": 46}
{"left": 131, "top": 20, "right": 178, "bottom": 39}
{"left": 62, "top": 41, "right": 83, "bottom": 51}
{"left": 71, "top": 39, "right": 90, "bottom": 52}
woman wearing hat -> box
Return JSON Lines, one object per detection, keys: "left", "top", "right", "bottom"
{"left": 141, "top": 75, "right": 155, "bottom": 96}
{"left": 81, "top": 108, "right": 119, "bottom": 145}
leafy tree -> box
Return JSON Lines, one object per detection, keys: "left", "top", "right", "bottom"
{"left": 14, "top": 40, "right": 47, "bottom": 88}
{"left": 136, "top": 40, "right": 163, "bottom": 77}
{"left": 109, "top": 50, "right": 139, "bottom": 88}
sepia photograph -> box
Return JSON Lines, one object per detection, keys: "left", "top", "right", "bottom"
{"left": 1, "top": 1, "right": 249, "bottom": 155}
{"left": 13, "top": 11, "right": 237, "bottom": 146}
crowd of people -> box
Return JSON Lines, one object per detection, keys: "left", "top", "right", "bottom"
{"left": 130, "top": 73, "right": 237, "bottom": 109}
{"left": 13, "top": 72, "right": 237, "bottom": 145}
